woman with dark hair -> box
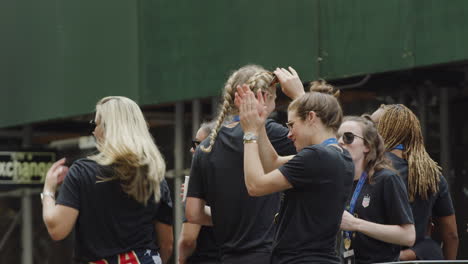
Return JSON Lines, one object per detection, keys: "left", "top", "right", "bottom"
{"left": 42, "top": 96, "right": 173, "bottom": 264}
{"left": 337, "top": 116, "right": 415, "bottom": 263}
{"left": 371, "top": 104, "right": 458, "bottom": 260}
{"left": 179, "top": 121, "right": 219, "bottom": 264}
{"left": 237, "top": 81, "right": 354, "bottom": 264}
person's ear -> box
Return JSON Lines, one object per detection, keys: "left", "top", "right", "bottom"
{"left": 307, "top": 111, "right": 317, "bottom": 124}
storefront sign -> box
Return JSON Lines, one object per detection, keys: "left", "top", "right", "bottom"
{"left": 0, "top": 151, "right": 56, "bottom": 185}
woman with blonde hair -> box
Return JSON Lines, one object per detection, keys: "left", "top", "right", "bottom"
{"left": 42, "top": 96, "right": 173, "bottom": 264}
{"left": 186, "top": 65, "right": 296, "bottom": 264}
{"left": 371, "top": 104, "right": 458, "bottom": 260}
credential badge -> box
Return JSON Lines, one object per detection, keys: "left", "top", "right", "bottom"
{"left": 362, "top": 194, "right": 370, "bottom": 208}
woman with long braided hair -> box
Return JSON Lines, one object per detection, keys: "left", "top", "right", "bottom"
{"left": 371, "top": 104, "right": 459, "bottom": 260}
{"left": 185, "top": 65, "right": 296, "bottom": 263}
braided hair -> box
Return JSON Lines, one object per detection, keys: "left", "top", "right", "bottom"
{"left": 201, "top": 65, "right": 276, "bottom": 152}
{"left": 376, "top": 104, "right": 441, "bottom": 201}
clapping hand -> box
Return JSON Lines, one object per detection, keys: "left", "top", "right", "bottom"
{"left": 235, "top": 84, "right": 267, "bottom": 134}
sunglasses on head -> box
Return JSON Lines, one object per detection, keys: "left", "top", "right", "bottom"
{"left": 89, "top": 119, "right": 97, "bottom": 134}
{"left": 341, "top": 132, "right": 365, "bottom": 145}
{"left": 191, "top": 140, "right": 201, "bottom": 149}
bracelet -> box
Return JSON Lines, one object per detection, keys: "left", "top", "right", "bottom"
{"left": 40, "top": 191, "right": 55, "bottom": 202}
{"left": 243, "top": 139, "right": 257, "bottom": 144}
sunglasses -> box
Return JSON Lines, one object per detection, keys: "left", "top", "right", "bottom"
{"left": 341, "top": 132, "right": 366, "bottom": 145}
{"left": 89, "top": 120, "right": 97, "bottom": 134}
{"left": 191, "top": 140, "right": 201, "bottom": 149}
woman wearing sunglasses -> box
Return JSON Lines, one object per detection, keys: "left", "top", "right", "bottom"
{"left": 371, "top": 104, "right": 458, "bottom": 261}
{"left": 179, "top": 121, "right": 220, "bottom": 264}
{"left": 337, "top": 116, "right": 415, "bottom": 264}
{"left": 42, "top": 96, "right": 173, "bottom": 264}
{"left": 237, "top": 81, "right": 354, "bottom": 264}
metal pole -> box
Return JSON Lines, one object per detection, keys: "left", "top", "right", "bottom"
{"left": 192, "top": 99, "right": 201, "bottom": 137}
{"left": 440, "top": 87, "right": 451, "bottom": 182}
{"left": 211, "top": 96, "right": 219, "bottom": 118}
{"left": 21, "top": 125, "right": 33, "bottom": 264}
{"left": 174, "top": 102, "right": 184, "bottom": 262}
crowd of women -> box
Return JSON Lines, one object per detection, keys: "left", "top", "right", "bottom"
{"left": 42, "top": 64, "right": 458, "bottom": 264}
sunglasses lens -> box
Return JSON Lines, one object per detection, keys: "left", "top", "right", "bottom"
{"left": 343, "top": 133, "right": 355, "bottom": 144}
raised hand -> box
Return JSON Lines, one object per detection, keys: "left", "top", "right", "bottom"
{"left": 237, "top": 85, "right": 266, "bottom": 134}
{"left": 273, "top": 66, "right": 305, "bottom": 100}
{"left": 44, "top": 158, "right": 69, "bottom": 193}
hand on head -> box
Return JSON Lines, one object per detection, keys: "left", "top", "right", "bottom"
{"left": 273, "top": 66, "right": 305, "bottom": 100}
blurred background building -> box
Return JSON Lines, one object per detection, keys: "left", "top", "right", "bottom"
{"left": 1, "top": 0, "right": 468, "bottom": 263}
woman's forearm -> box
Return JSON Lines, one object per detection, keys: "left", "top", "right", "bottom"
{"left": 355, "top": 218, "right": 415, "bottom": 247}
{"left": 244, "top": 141, "right": 266, "bottom": 196}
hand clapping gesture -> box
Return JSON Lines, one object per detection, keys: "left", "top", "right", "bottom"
{"left": 235, "top": 84, "right": 267, "bottom": 134}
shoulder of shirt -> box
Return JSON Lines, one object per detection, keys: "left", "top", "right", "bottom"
{"left": 372, "top": 168, "right": 399, "bottom": 181}
{"left": 386, "top": 152, "right": 407, "bottom": 165}
{"left": 70, "top": 158, "right": 99, "bottom": 170}
{"left": 68, "top": 158, "right": 107, "bottom": 179}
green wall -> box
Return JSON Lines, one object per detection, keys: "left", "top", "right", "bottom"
{"left": 0, "top": 0, "right": 139, "bottom": 127}
{"left": 1, "top": 0, "right": 468, "bottom": 127}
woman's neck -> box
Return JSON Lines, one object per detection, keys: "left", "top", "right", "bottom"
{"left": 390, "top": 149, "right": 403, "bottom": 159}
{"left": 354, "top": 159, "right": 365, "bottom": 181}
{"left": 312, "top": 130, "right": 337, "bottom": 145}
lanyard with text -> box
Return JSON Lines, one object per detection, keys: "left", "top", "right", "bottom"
{"left": 321, "top": 137, "right": 338, "bottom": 146}
{"left": 344, "top": 171, "right": 368, "bottom": 250}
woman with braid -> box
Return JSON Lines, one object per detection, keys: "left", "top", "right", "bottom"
{"left": 371, "top": 104, "right": 459, "bottom": 260}
{"left": 186, "top": 65, "right": 296, "bottom": 264}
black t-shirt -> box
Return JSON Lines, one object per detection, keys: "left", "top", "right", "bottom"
{"left": 56, "top": 158, "right": 173, "bottom": 262}
{"left": 186, "top": 226, "right": 219, "bottom": 263}
{"left": 387, "top": 152, "right": 454, "bottom": 257}
{"left": 273, "top": 144, "right": 354, "bottom": 264}
{"left": 182, "top": 205, "right": 219, "bottom": 263}
{"left": 349, "top": 168, "right": 414, "bottom": 264}
{"left": 187, "top": 120, "right": 295, "bottom": 258}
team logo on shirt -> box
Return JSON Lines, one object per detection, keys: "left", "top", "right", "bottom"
{"left": 362, "top": 194, "right": 371, "bottom": 208}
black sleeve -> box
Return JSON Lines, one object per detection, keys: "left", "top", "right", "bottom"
{"left": 56, "top": 162, "right": 82, "bottom": 210}
{"left": 265, "top": 119, "right": 296, "bottom": 156}
{"left": 155, "top": 179, "right": 173, "bottom": 225}
{"left": 187, "top": 149, "right": 206, "bottom": 200}
{"left": 382, "top": 172, "right": 414, "bottom": 225}
{"left": 278, "top": 147, "right": 331, "bottom": 189}
{"left": 432, "top": 175, "right": 455, "bottom": 217}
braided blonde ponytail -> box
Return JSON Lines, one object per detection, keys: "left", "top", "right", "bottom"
{"left": 201, "top": 65, "right": 276, "bottom": 152}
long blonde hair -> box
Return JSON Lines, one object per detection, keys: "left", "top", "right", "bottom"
{"left": 376, "top": 104, "right": 441, "bottom": 201}
{"left": 201, "top": 64, "right": 277, "bottom": 152}
{"left": 89, "top": 96, "right": 166, "bottom": 205}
